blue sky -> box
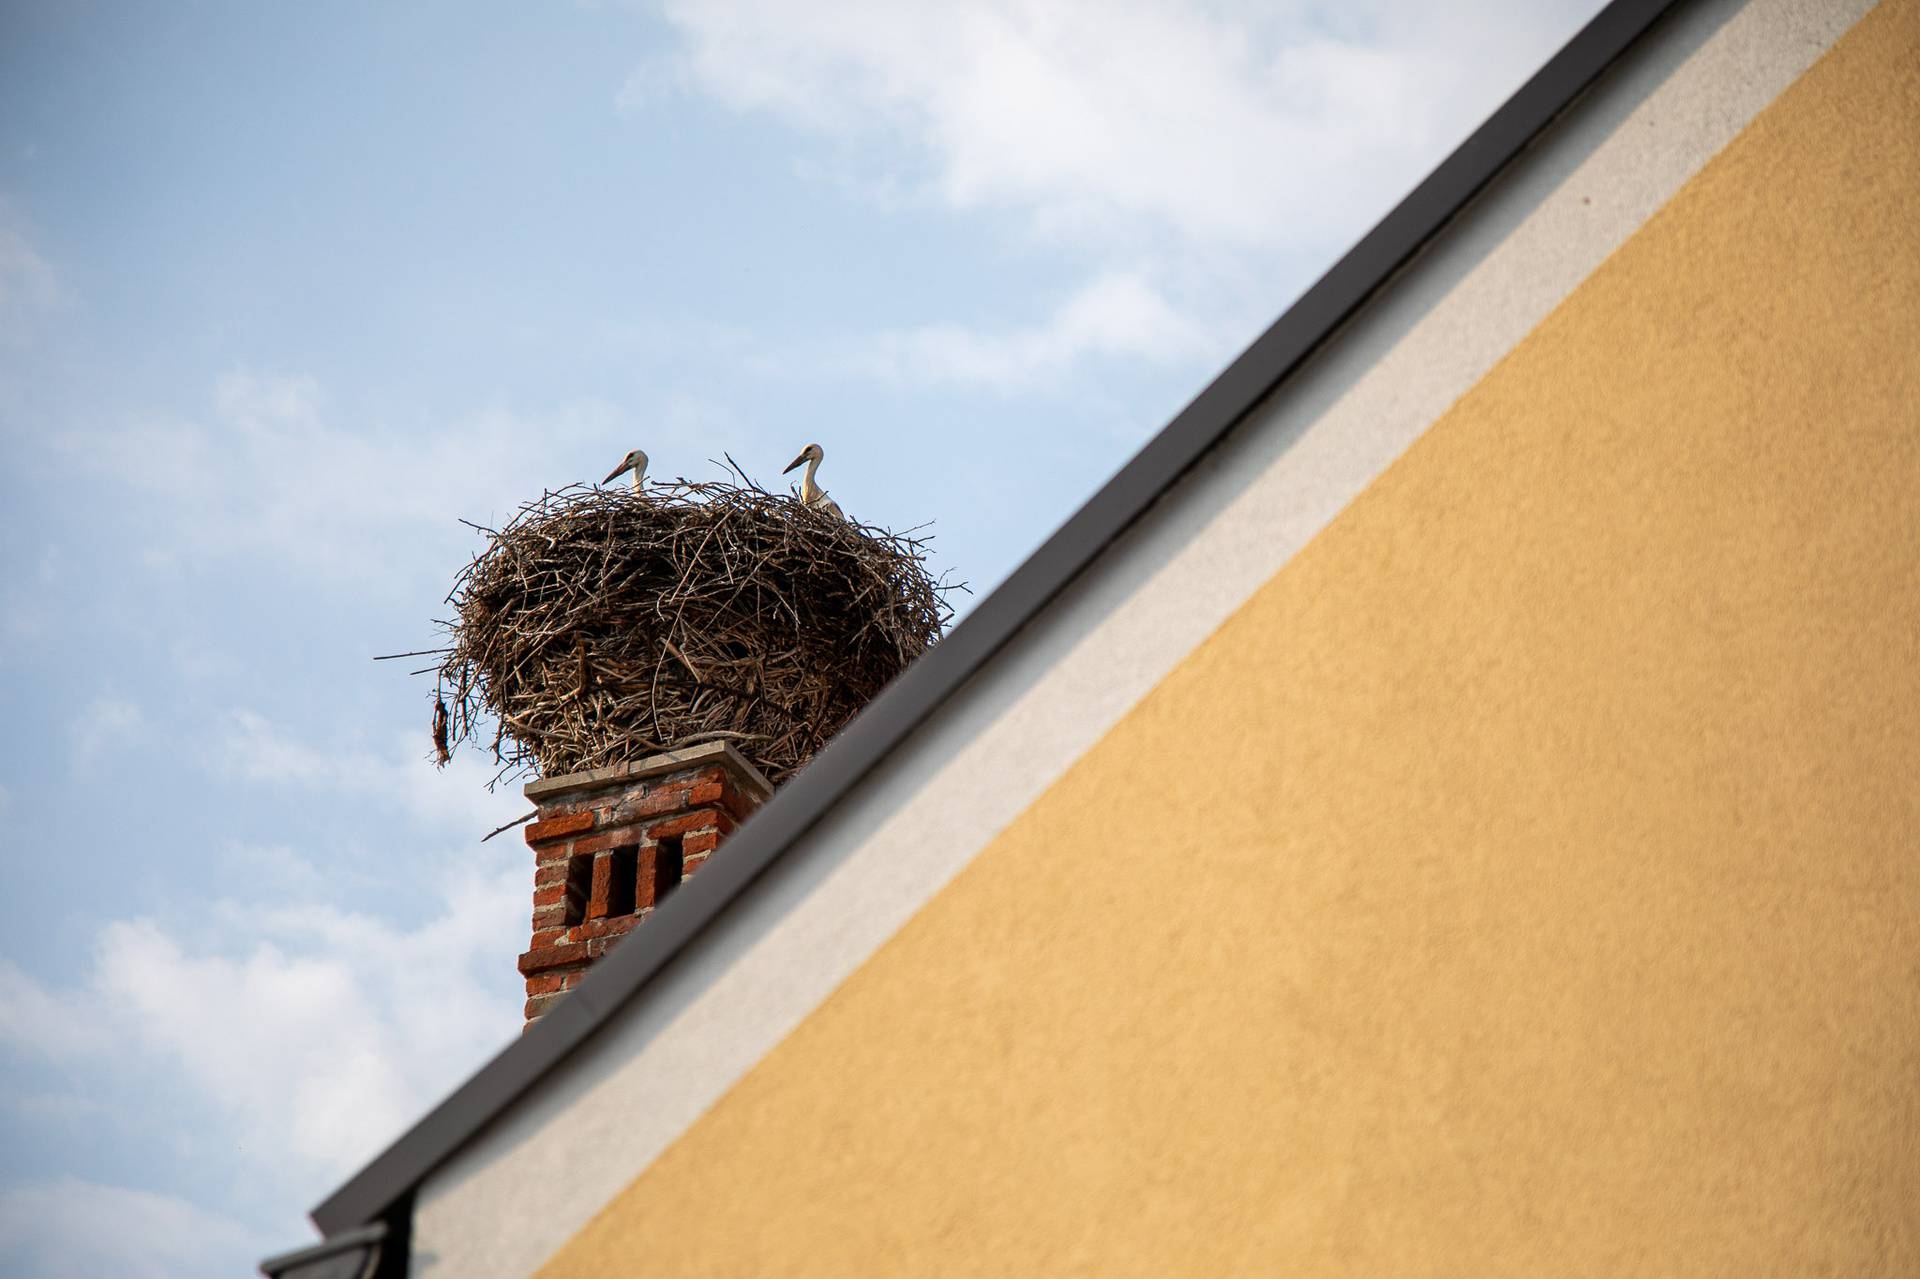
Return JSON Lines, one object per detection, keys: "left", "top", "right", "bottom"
{"left": 0, "top": 2, "right": 1601, "bottom": 1273}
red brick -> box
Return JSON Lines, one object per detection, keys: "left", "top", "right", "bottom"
{"left": 578, "top": 914, "right": 638, "bottom": 943}
{"left": 654, "top": 765, "right": 725, "bottom": 792}
{"left": 648, "top": 809, "right": 720, "bottom": 840}
{"left": 585, "top": 854, "right": 612, "bottom": 919}
{"left": 518, "top": 766, "right": 777, "bottom": 1015}
{"left": 719, "top": 797, "right": 758, "bottom": 824}
{"left": 587, "top": 922, "right": 640, "bottom": 958}
{"left": 609, "top": 786, "right": 693, "bottom": 823}
{"left": 568, "top": 827, "right": 645, "bottom": 858}
{"left": 525, "top": 811, "right": 594, "bottom": 845}
{"left": 519, "top": 941, "right": 588, "bottom": 974}
{"left": 634, "top": 847, "right": 657, "bottom": 911}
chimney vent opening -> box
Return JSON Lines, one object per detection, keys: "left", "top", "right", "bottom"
{"left": 654, "top": 835, "right": 684, "bottom": 905}
{"left": 605, "top": 845, "right": 638, "bottom": 917}
{"left": 563, "top": 853, "right": 593, "bottom": 926}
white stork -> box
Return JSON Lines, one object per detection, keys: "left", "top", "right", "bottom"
{"left": 782, "top": 442, "right": 845, "bottom": 520}
{"left": 603, "top": 448, "right": 649, "bottom": 495}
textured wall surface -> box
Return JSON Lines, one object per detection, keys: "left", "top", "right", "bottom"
{"left": 416, "top": 0, "right": 1874, "bottom": 1266}
{"left": 538, "top": 0, "right": 1920, "bottom": 1272}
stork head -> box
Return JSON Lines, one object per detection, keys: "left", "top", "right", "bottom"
{"left": 783, "top": 442, "right": 824, "bottom": 474}
{"left": 603, "top": 448, "right": 649, "bottom": 486}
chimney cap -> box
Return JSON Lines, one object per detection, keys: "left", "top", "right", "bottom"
{"left": 522, "top": 740, "right": 772, "bottom": 806}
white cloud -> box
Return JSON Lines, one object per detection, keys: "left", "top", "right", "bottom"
{"left": 64, "top": 371, "right": 634, "bottom": 590}
{"left": 857, "top": 271, "right": 1214, "bottom": 390}
{"left": 0, "top": 224, "right": 57, "bottom": 309}
{"left": 69, "top": 694, "right": 144, "bottom": 768}
{"left": 614, "top": 49, "right": 690, "bottom": 114}
{"left": 646, "top": 0, "right": 1600, "bottom": 395}
{"left": 0, "top": 1177, "right": 267, "bottom": 1279}
{"left": 0, "top": 206, "right": 63, "bottom": 344}
{"left": 1, "top": 857, "right": 525, "bottom": 1182}
{"left": 212, "top": 707, "right": 530, "bottom": 836}
{"left": 214, "top": 841, "right": 326, "bottom": 895}
{"left": 7, "top": 1092, "right": 109, "bottom": 1125}
{"left": 216, "top": 705, "right": 376, "bottom": 788}
{"left": 652, "top": 0, "right": 1598, "bottom": 253}
{"left": 0, "top": 958, "right": 114, "bottom": 1060}
{"left": 103, "top": 879, "right": 523, "bottom": 1174}
{"left": 5, "top": 710, "right": 532, "bottom": 1261}
{"left": 0, "top": 549, "right": 64, "bottom": 654}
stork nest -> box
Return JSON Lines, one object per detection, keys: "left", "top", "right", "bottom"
{"left": 427, "top": 473, "right": 957, "bottom": 786}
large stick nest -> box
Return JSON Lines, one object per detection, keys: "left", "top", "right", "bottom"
{"left": 431, "top": 472, "right": 957, "bottom": 786}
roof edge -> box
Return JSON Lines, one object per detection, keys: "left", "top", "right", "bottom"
{"left": 312, "top": 0, "right": 1679, "bottom": 1237}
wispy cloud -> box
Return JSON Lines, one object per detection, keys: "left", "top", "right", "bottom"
{"left": 0, "top": 547, "right": 64, "bottom": 656}
{"left": 645, "top": 0, "right": 1598, "bottom": 396}
{"left": 5, "top": 703, "right": 532, "bottom": 1265}
{"left": 211, "top": 841, "right": 325, "bottom": 895}
{"left": 0, "top": 958, "right": 114, "bottom": 1060}
{"left": 64, "top": 371, "right": 628, "bottom": 590}
{"left": 6, "top": 1092, "right": 108, "bottom": 1126}
{"left": 0, "top": 205, "right": 63, "bottom": 344}
{"left": 855, "top": 271, "right": 1214, "bottom": 391}
{"left": 214, "top": 705, "right": 381, "bottom": 788}
{"left": 211, "top": 706, "right": 529, "bottom": 836}
{"left": 69, "top": 694, "right": 144, "bottom": 769}
{"left": 0, "top": 859, "right": 524, "bottom": 1183}
{"left": 650, "top": 0, "right": 1594, "bottom": 253}
{"left": 0, "top": 1176, "right": 267, "bottom": 1279}
{"left": 0, "top": 225, "right": 57, "bottom": 309}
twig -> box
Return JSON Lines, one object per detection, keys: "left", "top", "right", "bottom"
{"left": 480, "top": 809, "right": 538, "bottom": 842}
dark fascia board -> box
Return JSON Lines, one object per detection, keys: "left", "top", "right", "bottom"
{"left": 311, "top": 0, "right": 1678, "bottom": 1237}
{"left": 259, "top": 1221, "right": 386, "bottom": 1277}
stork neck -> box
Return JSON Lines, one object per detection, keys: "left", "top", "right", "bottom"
{"left": 803, "top": 456, "right": 821, "bottom": 501}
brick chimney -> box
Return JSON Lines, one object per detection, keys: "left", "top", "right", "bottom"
{"left": 517, "top": 742, "right": 772, "bottom": 1026}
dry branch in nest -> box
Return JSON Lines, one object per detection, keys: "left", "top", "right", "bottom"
{"left": 426, "top": 471, "right": 958, "bottom": 788}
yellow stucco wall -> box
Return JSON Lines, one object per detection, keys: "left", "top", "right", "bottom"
{"left": 540, "top": 1, "right": 1920, "bottom": 1272}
